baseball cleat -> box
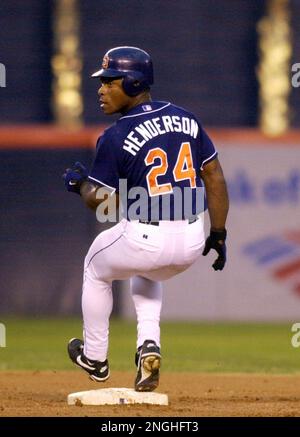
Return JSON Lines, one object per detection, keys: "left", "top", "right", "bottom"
{"left": 134, "top": 339, "right": 161, "bottom": 392}
{"left": 67, "top": 338, "right": 110, "bottom": 382}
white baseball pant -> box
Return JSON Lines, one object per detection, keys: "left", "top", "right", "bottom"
{"left": 82, "top": 215, "right": 205, "bottom": 361}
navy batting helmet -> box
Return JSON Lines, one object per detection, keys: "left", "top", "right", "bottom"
{"left": 92, "top": 46, "right": 154, "bottom": 97}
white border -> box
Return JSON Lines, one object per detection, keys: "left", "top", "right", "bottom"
{"left": 88, "top": 176, "right": 116, "bottom": 194}
{"left": 200, "top": 151, "right": 218, "bottom": 170}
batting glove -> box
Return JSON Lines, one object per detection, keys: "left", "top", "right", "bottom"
{"left": 202, "top": 229, "right": 227, "bottom": 271}
{"left": 62, "top": 161, "right": 88, "bottom": 194}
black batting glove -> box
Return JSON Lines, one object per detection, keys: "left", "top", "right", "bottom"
{"left": 202, "top": 229, "right": 227, "bottom": 271}
{"left": 62, "top": 161, "right": 88, "bottom": 195}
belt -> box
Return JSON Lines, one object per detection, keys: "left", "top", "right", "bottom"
{"left": 139, "top": 217, "right": 198, "bottom": 226}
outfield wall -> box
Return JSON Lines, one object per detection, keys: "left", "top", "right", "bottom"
{"left": 0, "top": 127, "right": 299, "bottom": 320}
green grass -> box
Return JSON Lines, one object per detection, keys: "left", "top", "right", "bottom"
{"left": 0, "top": 318, "right": 299, "bottom": 373}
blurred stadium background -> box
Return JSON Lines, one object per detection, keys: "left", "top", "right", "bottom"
{"left": 0, "top": 0, "right": 300, "bottom": 373}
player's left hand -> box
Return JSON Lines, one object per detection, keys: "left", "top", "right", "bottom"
{"left": 202, "top": 229, "right": 227, "bottom": 271}
{"left": 62, "top": 161, "right": 88, "bottom": 194}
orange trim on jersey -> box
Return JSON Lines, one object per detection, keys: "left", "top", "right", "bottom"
{"left": 144, "top": 147, "right": 172, "bottom": 196}
{"left": 173, "top": 142, "right": 196, "bottom": 187}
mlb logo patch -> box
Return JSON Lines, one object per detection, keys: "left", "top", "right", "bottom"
{"left": 142, "top": 105, "right": 152, "bottom": 111}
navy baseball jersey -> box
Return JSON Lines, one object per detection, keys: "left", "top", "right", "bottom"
{"left": 88, "top": 101, "right": 217, "bottom": 220}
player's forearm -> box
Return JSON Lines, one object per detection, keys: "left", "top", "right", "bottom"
{"left": 201, "top": 160, "right": 229, "bottom": 230}
{"left": 80, "top": 181, "right": 100, "bottom": 211}
{"left": 80, "top": 181, "right": 120, "bottom": 214}
{"left": 205, "top": 177, "right": 229, "bottom": 230}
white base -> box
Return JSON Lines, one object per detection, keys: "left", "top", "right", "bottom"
{"left": 68, "top": 387, "right": 168, "bottom": 406}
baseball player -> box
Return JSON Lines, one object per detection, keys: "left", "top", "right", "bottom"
{"left": 63, "top": 47, "right": 229, "bottom": 392}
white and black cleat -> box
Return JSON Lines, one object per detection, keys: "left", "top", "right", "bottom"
{"left": 134, "top": 339, "right": 161, "bottom": 392}
{"left": 67, "top": 338, "right": 110, "bottom": 382}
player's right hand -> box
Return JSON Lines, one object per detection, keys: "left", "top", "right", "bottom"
{"left": 62, "top": 161, "right": 88, "bottom": 195}
{"left": 202, "top": 229, "right": 227, "bottom": 271}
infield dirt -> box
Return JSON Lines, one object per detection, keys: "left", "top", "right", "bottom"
{"left": 0, "top": 371, "right": 300, "bottom": 416}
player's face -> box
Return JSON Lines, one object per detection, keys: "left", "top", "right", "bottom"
{"left": 98, "top": 78, "right": 133, "bottom": 114}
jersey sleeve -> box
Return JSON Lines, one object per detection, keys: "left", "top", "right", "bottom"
{"left": 199, "top": 127, "right": 218, "bottom": 170}
{"left": 88, "top": 131, "right": 121, "bottom": 193}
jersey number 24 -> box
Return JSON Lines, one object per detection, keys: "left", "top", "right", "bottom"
{"left": 144, "top": 142, "right": 196, "bottom": 196}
